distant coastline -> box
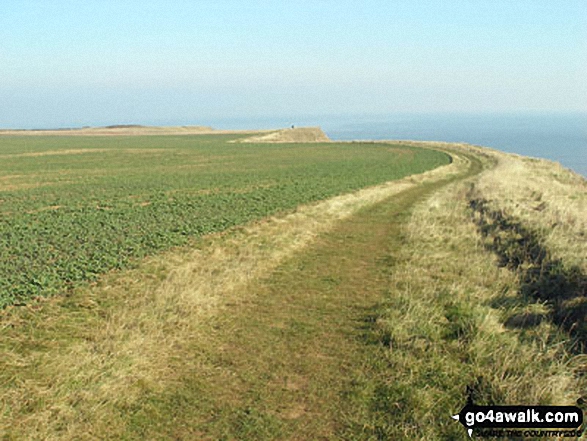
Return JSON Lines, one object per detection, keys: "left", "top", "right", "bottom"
{"left": 200, "top": 112, "right": 587, "bottom": 177}
{"left": 1, "top": 112, "right": 585, "bottom": 176}
{"left": 324, "top": 113, "right": 587, "bottom": 177}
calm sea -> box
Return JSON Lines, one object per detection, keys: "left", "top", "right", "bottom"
{"left": 204, "top": 113, "right": 586, "bottom": 177}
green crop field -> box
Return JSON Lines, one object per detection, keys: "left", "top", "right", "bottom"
{"left": 0, "top": 134, "right": 449, "bottom": 307}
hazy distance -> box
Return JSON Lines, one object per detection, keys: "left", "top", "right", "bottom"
{"left": 1, "top": 0, "right": 586, "bottom": 128}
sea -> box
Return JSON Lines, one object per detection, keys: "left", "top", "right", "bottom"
{"left": 202, "top": 113, "right": 586, "bottom": 177}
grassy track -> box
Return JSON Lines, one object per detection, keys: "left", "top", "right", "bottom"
{"left": 3, "top": 139, "right": 583, "bottom": 439}
{"left": 0, "top": 135, "right": 449, "bottom": 307}
{"left": 138, "top": 182, "right": 466, "bottom": 439}
{"left": 114, "top": 153, "right": 481, "bottom": 439}
{"left": 0, "top": 144, "right": 461, "bottom": 439}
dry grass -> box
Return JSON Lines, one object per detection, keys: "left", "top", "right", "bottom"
{"left": 0, "top": 125, "right": 274, "bottom": 137}
{"left": 474, "top": 152, "right": 587, "bottom": 271}
{"left": 397, "top": 140, "right": 586, "bottom": 271}
{"left": 3, "top": 139, "right": 582, "bottom": 438}
{"left": 0, "top": 126, "right": 206, "bottom": 136}
{"left": 0, "top": 149, "right": 111, "bottom": 158}
{"left": 0, "top": 174, "right": 55, "bottom": 192}
{"left": 236, "top": 127, "right": 331, "bottom": 143}
{"left": 373, "top": 174, "right": 584, "bottom": 438}
{"left": 0, "top": 126, "right": 194, "bottom": 136}
{"left": 0, "top": 155, "right": 465, "bottom": 439}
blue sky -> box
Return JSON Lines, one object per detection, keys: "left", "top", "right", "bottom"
{"left": 1, "top": 0, "right": 586, "bottom": 128}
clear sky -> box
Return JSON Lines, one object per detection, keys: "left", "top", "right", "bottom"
{"left": 1, "top": 0, "right": 586, "bottom": 128}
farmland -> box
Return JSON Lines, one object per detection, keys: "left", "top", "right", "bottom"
{"left": 0, "top": 133, "right": 449, "bottom": 307}
{"left": 1, "top": 131, "right": 585, "bottom": 439}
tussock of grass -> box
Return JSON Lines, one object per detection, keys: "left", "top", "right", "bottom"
{"left": 468, "top": 151, "right": 586, "bottom": 348}
{"left": 475, "top": 153, "right": 586, "bottom": 272}
{"left": 372, "top": 178, "right": 584, "bottom": 439}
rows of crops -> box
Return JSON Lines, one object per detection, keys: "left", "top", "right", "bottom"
{"left": 0, "top": 134, "right": 450, "bottom": 307}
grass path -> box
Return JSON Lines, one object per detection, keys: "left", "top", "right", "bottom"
{"left": 0, "top": 149, "right": 481, "bottom": 440}
{"left": 121, "top": 154, "right": 482, "bottom": 439}
{"left": 158, "top": 185, "right": 441, "bottom": 439}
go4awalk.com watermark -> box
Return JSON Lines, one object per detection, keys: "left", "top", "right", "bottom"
{"left": 451, "top": 403, "right": 584, "bottom": 438}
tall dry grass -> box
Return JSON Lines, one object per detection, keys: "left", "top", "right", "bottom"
{"left": 374, "top": 174, "right": 584, "bottom": 438}
{"left": 474, "top": 152, "right": 586, "bottom": 271}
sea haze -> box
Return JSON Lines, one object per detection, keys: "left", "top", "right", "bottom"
{"left": 324, "top": 113, "right": 587, "bottom": 177}
{"left": 204, "top": 113, "right": 587, "bottom": 177}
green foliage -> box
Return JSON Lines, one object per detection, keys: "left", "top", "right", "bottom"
{"left": 0, "top": 135, "right": 449, "bottom": 306}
